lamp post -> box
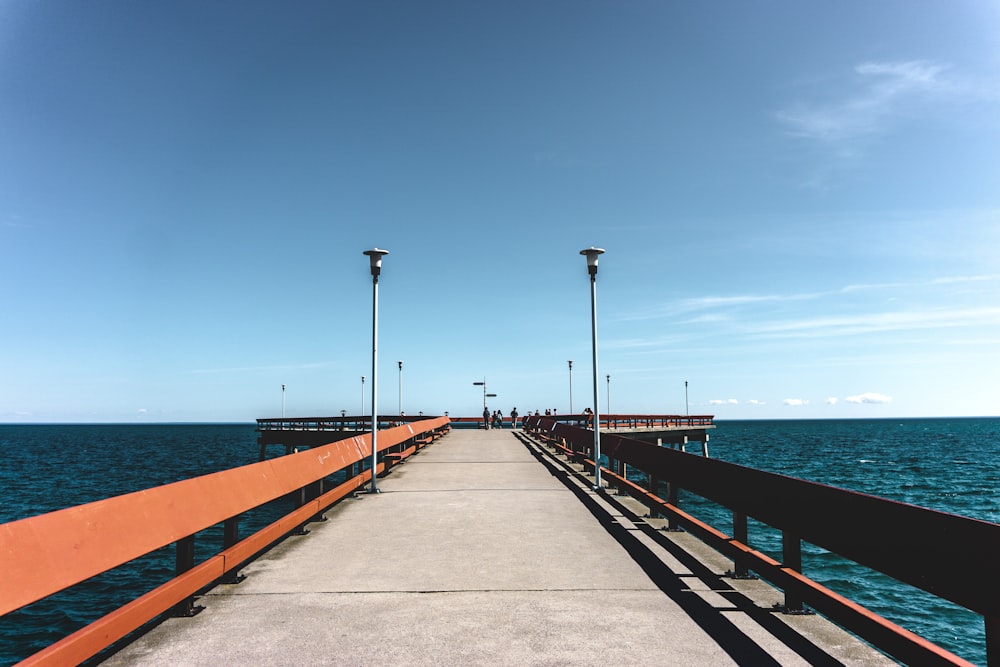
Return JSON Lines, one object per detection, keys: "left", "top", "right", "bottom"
{"left": 580, "top": 247, "right": 605, "bottom": 492}
{"left": 281, "top": 384, "right": 285, "bottom": 419}
{"left": 398, "top": 360, "right": 403, "bottom": 415}
{"left": 360, "top": 376, "right": 365, "bottom": 417}
{"left": 364, "top": 248, "right": 389, "bottom": 494}
{"left": 685, "top": 380, "right": 689, "bottom": 417}
{"left": 567, "top": 360, "right": 574, "bottom": 414}
{"left": 472, "top": 379, "right": 497, "bottom": 408}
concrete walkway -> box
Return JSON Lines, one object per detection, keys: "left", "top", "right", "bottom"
{"left": 104, "top": 428, "right": 895, "bottom": 666}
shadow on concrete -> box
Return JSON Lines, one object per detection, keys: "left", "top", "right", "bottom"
{"left": 515, "top": 432, "right": 843, "bottom": 667}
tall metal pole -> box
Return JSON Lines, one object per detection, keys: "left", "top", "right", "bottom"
{"left": 685, "top": 380, "right": 689, "bottom": 416}
{"left": 568, "top": 360, "right": 574, "bottom": 414}
{"left": 606, "top": 374, "right": 610, "bottom": 415}
{"left": 361, "top": 376, "right": 365, "bottom": 416}
{"left": 281, "top": 384, "right": 285, "bottom": 419}
{"left": 581, "top": 247, "right": 605, "bottom": 492}
{"left": 364, "top": 248, "right": 388, "bottom": 494}
{"left": 398, "top": 360, "right": 403, "bottom": 415}
{"left": 475, "top": 378, "right": 487, "bottom": 408}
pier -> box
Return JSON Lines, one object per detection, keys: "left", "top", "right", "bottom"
{"left": 103, "top": 426, "right": 885, "bottom": 665}
{"left": 2, "top": 416, "right": 998, "bottom": 665}
{"left": 255, "top": 413, "right": 715, "bottom": 458}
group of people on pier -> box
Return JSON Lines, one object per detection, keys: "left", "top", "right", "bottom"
{"left": 479, "top": 406, "right": 593, "bottom": 429}
{"left": 482, "top": 407, "right": 519, "bottom": 429}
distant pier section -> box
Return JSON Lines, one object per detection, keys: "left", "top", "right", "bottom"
{"left": 257, "top": 413, "right": 715, "bottom": 459}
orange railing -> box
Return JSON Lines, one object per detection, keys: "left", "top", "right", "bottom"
{"left": 0, "top": 417, "right": 450, "bottom": 666}
{"left": 524, "top": 416, "right": 998, "bottom": 667}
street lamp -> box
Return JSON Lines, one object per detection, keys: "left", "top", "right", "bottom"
{"left": 398, "top": 360, "right": 403, "bottom": 415}
{"left": 364, "top": 247, "right": 389, "bottom": 494}
{"left": 360, "top": 376, "right": 365, "bottom": 417}
{"left": 281, "top": 384, "right": 285, "bottom": 419}
{"left": 685, "top": 380, "right": 689, "bottom": 417}
{"left": 472, "top": 379, "right": 497, "bottom": 409}
{"left": 567, "top": 360, "right": 574, "bottom": 414}
{"left": 580, "top": 246, "right": 605, "bottom": 492}
{"left": 606, "top": 374, "right": 611, "bottom": 415}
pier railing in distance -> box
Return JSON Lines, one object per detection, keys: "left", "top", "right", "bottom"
{"left": 0, "top": 416, "right": 451, "bottom": 666}
{"left": 425, "top": 413, "right": 714, "bottom": 430}
{"left": 601, "top": 413, "right": 715, "bottom": 429}
{"left": 255, "top": 414, "right": 441, "bottom": 433}
{"left": 525, "top": 415, "right": 998, "bottom": 667}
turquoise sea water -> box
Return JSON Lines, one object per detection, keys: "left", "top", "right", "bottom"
{"left": 1, "top": 419, "right": 997, "bottom": 665}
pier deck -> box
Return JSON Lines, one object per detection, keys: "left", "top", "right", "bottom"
{"left": 104, "top": 428, "right": 892, "bottom": 666}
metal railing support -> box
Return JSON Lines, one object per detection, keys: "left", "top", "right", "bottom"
{"left": 987, "top": 616, "right": 998, "bottom": 667}
{"left": 172, "top": 536, "right": 202, "bottom": 617}
{"left": 666, "top": 481, "right": 681, "bottom": 531}
{"left": 782, "top": 531, "right": 808, "bottom": 614}
{"left": 731, "top": 511, "right": 754, "bottom": 579}
{"left": 220, "top": 516, "right": 244, "bottom": 584}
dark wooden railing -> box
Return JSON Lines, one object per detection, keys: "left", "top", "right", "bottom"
{"left": 524, "top": 416, "right": 998, "bottom": 667}
{"left": 0, "top": 417, "right": 451, "bottom": 666}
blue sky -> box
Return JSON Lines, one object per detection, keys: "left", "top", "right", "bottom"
{"left": 2, "top": 1, "right": 999, "bottom": 422}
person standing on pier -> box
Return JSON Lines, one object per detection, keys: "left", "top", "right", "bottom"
{"left": 483, "top": 406, "right": 490, "bottom": 430}
{"left": 510, "top": 407, "right": 518, "bottom": 429}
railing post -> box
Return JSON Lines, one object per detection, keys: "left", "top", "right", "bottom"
{"left": 220, "top": 516, "right": 245, "bottom": 584}
{"left": 665, "top": 480, "right": 682, "bottom": 531}
{"left": 172, "top": 535, "right": 203, "bottom": 617}
{"left": 730, "top": 511, "right": 755, "bottom": 579}
{"left": 646, "top": 471, "right": 661, "bottom": 519}
{"left": 987, "top": 616, "right": 998, "bottom": 667}
{"left": 781, "top": 531, "right": 807, "bottom": 614}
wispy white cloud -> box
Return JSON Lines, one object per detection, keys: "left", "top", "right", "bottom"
{"left": 2, "top": 215, "right": 32, "bottom": 228}
{"left": 752, "top": 306, "right": 1000, "bottom": 339}
{"left": 784, "top": 398, "right": 809, "bottom": 407}
{"left": 622, "top": 275, "right": 1000, "bottom": 327}
{"left": 619, "top": 291, "right": 825, "bottom": 323}
{"left": 709, "top": 398, "right": 739, "bottom": 406}
{"left": 846, "top": 392, "right": 893, "bottom": 404}
{"left": 826, "top": 397, "right": 839, "bottom": 406}
{"left": 775, "top": 60, "right": 950, "bottom": 143}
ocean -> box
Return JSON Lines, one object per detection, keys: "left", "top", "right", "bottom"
{"left": 1, "top": 419, "right": 997, "bottom": 665}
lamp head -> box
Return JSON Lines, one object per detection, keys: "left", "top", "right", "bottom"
{"left": 579, "top": 247, "right": 605, "bottom": 276}
{"left": 363, "top": 248, "right": 389, "bottom": 277}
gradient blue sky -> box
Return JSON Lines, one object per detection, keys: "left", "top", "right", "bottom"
{"left": 2, "top": 1, "right": 999, "bottom": 422}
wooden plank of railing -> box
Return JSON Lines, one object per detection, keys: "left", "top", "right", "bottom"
{"left": 0, "top": 416, "right": 449, "bottom": 617}
{"left": 20, "top": 471, "right": 372, "bottom": 667}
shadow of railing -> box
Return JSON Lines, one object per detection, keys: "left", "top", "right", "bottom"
{"left": 524, "top": 415, "right": 998, "bottom": 667}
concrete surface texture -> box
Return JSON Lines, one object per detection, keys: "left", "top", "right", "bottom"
{"left": 103, "top": 428, "right": 896, "bottom": 666}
